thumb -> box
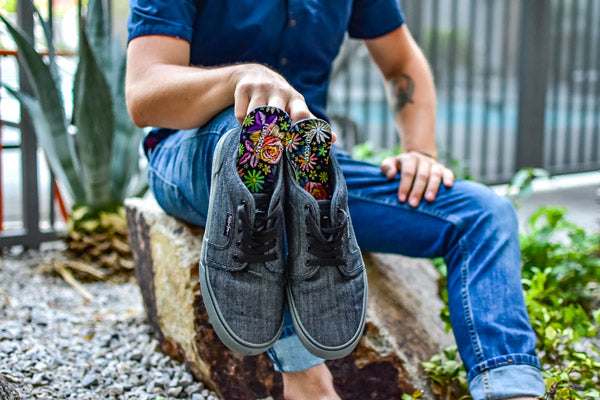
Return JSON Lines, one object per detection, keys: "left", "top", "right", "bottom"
{"left": 381, "top": 157, "right": 398, "bottom": 179}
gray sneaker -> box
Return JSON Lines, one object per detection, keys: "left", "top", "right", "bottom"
{"left": 199, "top": 127, "right": 286, "bottom": 355}
{"left": 284, "top": 152, "right": 368, "bottom": 360}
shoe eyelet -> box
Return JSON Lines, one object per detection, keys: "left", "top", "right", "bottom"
{"left": 233, "top": 254, "right": 239, "bottom": 261}
{"left": 304, "top": 204, "right": 310, "bottom": 210}
{"left": 307, "top": 245, "right": 311, "bottom": 251}
{"left": 305, "top": 259, "right": 310, "bottom": 265}
{"left": 236, "top": 241, "right": 241, "bottom": 247}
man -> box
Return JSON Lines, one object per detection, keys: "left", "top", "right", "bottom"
{"left": 125, "top": 1, "right": 545, "bottom": 399}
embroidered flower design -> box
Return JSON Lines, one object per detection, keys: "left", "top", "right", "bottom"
{"left": 255, "top": 136, "right": 283, "bottom": 164}
{"left": 305, "top": 119, "right": 331, "bottom": 144}
{"left": 243, "top": 114, "right": 255, "bottom": 127}
{"left": 319, "top": 171, "right": 328, "bottom": 183}
{"left": 285, "top": 132, "right": 302, "bottom": 152}
{"left": 244, "top": 169, "right": 265, "bottom": 193}
{"left": 238, "top": 140, "right": 260, "bottom": 168}
{"left": 317, "top": 145, "right": 328, "bottom": 156}
{"left": 304, "top": 182, "right": 328, "bottom": 200}
{"left": 298, "top": 153, "right": 317, "bottom": 172}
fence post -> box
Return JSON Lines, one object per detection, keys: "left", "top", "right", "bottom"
{"left": 516, "top": 0, "right": 551, "bottom": 171}
{"left": 17, "top": 0, "right": 42, "bottom": 249}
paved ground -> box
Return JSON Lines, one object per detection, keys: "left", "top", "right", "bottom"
{"left": 493, "top": 171, "right": 599, "bottom": 234}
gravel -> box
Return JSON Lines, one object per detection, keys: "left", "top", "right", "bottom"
{"left": 0, "top": 248, "right": 220, "bottom": 400}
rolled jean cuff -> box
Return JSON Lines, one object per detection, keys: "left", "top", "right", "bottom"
{"left": 468, "top": 358, "right": 545, "bottom": 400}
{"left": 267, "top": 334, "right": 325, "bottom": 373}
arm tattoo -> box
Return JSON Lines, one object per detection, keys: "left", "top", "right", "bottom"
{"left": 390, "top": 74, "right": 415, "bottom": 112}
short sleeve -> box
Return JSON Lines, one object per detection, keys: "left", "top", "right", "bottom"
{"left": 127, "top": 0, "right": 199, "bottom": 44}
{"left": 347, "top": 0, "right": 405, "bottom": 39}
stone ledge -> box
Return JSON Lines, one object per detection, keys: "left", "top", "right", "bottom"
{"left": 125, "top": 197, "right": 454, "bottom": 400}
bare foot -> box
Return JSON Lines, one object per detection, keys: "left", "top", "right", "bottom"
{"left": 282, "top": 363, "right": 341, "bottom": 400}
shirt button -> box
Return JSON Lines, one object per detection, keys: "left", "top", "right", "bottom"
{"left": 289, "top": 19, "right": 297, "bottom": 27}
{"left": 281, "top": 57, "right": 288, "bottom": 65}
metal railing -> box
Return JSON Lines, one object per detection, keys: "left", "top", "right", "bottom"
{"left": 1, "top": 0, "right": 598, "bottom": 248}
{"left": 327, "top": 0, "right": 600, "bottom": 184}
{"left": 0, "top": 0, "right": 69, "bottom": 248}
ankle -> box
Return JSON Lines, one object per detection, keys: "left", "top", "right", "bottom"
{"left": 282, "top": 364, "right": 340, "bottom": 400}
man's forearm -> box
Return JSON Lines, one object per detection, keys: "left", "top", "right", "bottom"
{"left": 126, "top": 62, "right": 242, "bottom": 129}
{"left": 386, "top": 52, "right": 437, "bottom": 158}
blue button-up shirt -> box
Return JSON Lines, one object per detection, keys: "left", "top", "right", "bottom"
{"left": 128, "top": 0, "right": 405, "bottom": 149}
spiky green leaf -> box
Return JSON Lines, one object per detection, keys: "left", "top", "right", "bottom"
{"left": 0, "top": 15, "right": 85, "bottom": 202}
{"left": 73, "top": 31, "right": 114, "bottom": 210}
{"left": 4, "top": 86, "right": 85, "bottom": 201}
{"left": 28, "top": 0, "right": 60, "bottom": 85}
{"left": 108, "top": 51, "right": 146, "bottom": 200}
{"left": 85, "top": 0, "right": 111, "bottom": 76}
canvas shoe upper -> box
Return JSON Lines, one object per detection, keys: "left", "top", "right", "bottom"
{"left": 284, "top": 152, "right": 368, "bottom": 360}
{"left": 199, "top": 127, "right": 286, "bottom": 355}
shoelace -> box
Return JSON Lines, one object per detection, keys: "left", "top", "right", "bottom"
{"left": 304, "top": 206, "right": 346, "bottom": 267}
{"left": 233, "top": 201, "right": 278, "bottom": 264}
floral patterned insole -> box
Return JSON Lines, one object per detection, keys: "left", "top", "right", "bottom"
{"left": 237, "top": 106, "right": 291, "bottom": 194}
{"left": 287, "top": 119, "right": 333, "bottom": 200}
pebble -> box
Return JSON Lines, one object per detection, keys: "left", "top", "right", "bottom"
{"left": 0, "top": 250, "right": 218, "bottom": 399}
{"left": 81, "top": 373, "right": 99, "bottom": 388}
{"left": 168, "top": 386, "right": 183, "bottom": 397}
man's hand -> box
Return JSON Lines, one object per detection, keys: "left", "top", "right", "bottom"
{"left": 232, "top": 64, "right": 336, "bottom": 141}
{"left": 233, "top": 64, "right": 311, "bottom": 124}
{"left": 381, "top": 151, "right": 454, "bottom": 206}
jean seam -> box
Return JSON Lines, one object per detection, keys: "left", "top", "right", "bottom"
{"left": 347, "top": 192, "right": 463, "bottom": 229}
{"left": 482, "top": 370, "right": 493, "bottom": 400}
{"left": 266, "top": 348, "right": 283, "bottom": 372}
{"left": 459, "top": 237, "right": 486, "bottom": 365}
{"left": 467, "top": 354, "right": 542, "bottom": 381}
{"left": 347, "top": 191, "right": 487, "bottom": 366}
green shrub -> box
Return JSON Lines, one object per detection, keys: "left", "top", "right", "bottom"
{"left": 1, "top": 0, "right": 146, "bottom": 213}
{"left": 424, "top": 206, "right": 600, "bottom": 399}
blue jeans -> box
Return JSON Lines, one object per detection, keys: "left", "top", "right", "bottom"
{"left": 146, "top": 108, "right": 545, "bottom": 399}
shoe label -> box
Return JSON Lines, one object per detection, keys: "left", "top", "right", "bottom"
{"left": 224, "top": 213, "right": 233, "bottom": 236}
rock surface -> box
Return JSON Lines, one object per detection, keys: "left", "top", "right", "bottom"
{"left": 126, "top": 197, "right": 454, "bottom": 400}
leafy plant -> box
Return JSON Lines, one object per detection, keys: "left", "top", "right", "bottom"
{"left": 350, "top": 141, "right": 472, "bottom": 181}
{"left": 1, "top": 0, "right": 146, "bottom": 213}
{"left": 351, "top": 141, "right": 402, "bottom": 165}
{"left": 423, "top": 206, "right": 600, "bottom": 399}
{"left": 506, "top": 168, "right": 550, "bottom": 205}
{"left": 1, "top": 0, "right": 146, "bottom": 280}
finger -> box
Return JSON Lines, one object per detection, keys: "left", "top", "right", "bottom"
{"left": 330, "top": 130, "right": 338, "bottom": 144}
{"left": 234, "top": 89, "right": 251, "bottom": 124}
{"left": 442, "top": 168, "right": 455, "bottom": 187}
{"left": 267, "top": 94, "right": 287, "bottom": 111}
{"left": 397, "top": 155, "right": 416, "bottom": 202}
{"left": 407, "top": 158, "right": 430, "bottom": 207}
{"left": 247, "top": 94, "right": 269, "bottom": 116}
{"left": 424, "top": 163, "right": 443, "bottom": 202}
{"left": 380, "top": 156, "right": 398, "bottom": 179}
{"left": 287, "top": 97, "right": 313, "bottom": 125}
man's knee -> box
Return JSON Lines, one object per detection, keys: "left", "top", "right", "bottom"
{"left": 455, "top": 181, "right": 519, "bottom": 236}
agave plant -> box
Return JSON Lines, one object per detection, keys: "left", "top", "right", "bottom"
{"left": 1, "top": 0, "right": 146, "bottom": 279}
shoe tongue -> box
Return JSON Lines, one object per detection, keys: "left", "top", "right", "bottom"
{"left": 253, "top": 194, "right": 270, "bottom": 229}
{"left": 317, "top": 200, "right": 331, "bottom": 228}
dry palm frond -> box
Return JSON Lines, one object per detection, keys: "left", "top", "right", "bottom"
{"left": 55, "top": 262, "right": 96, "bottom": 302}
